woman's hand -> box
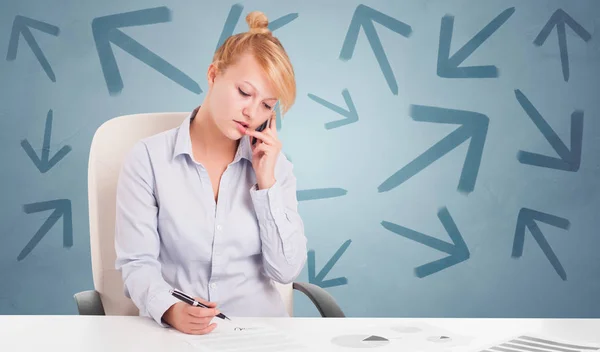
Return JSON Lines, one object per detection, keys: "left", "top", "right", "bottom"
{"left": 244, "top": 112, "right": 281, "bottom": 190}
{"left": 162, "top": 298, "right": 220, "bottom": 335}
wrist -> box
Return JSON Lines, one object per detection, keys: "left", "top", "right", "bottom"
{"left": 257, "top": 177, "right": 276, "bottom": 190}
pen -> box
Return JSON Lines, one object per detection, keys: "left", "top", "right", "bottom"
{"left": 169, "top": 289, "right": 231, "bottom": 321}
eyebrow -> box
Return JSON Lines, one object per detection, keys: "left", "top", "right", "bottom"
{"left": 243, "top": 80, "right": 277, "bottom": 101}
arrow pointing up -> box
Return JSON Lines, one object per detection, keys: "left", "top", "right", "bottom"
{"left": 21, "top": 109, "right": 72, "bottom": 173}
{"left": 215, "top": 3, "right": 299, "bottom": 51}
{"left": 512, "top": 208, "right": 570, "bottom": 281}
{"left": 308, "top": 89, "right": 358, "bottom": 129}
{"left": 339, "top": 5, "right": 412, "bottom": 95}
{"left": 18, "top": 199, "right": 72, "bottom": 261}
{"left": 6, "top": 15, "right": 60, "bottom": 82}
{"left": 308, "top": 240, "right": 351, "bottom": 288}
{"left": 437, "top": 7, "right": 515, "bottom": 78}
{"left": 515, "top": 89, "right": 583, "bottom": 172}
{"left": 382, "top": 207, "right": 470, "bottom": 278}
{"left": 92, "top": 6, "right": 201, "bottom": 96}
{"left": 378, "top": 104, "right": 489, "bottom": 194}
{"left": 534, "top": 9, "right": 592, "bottom": 82}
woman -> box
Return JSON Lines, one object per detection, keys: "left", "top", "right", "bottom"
{"left": 114, "top": 11, "right": 307, "bottom": 335}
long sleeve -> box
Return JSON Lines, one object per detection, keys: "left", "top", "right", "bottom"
{"left": 114, "top": 141, "right": 179, "bottom": 326}
{"left": 249, "top": 153, "right": 308, "bottom": 284}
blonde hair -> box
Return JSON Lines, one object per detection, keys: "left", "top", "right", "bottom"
{"left": 212, "top": 11, "right": 296, "bottom": 115}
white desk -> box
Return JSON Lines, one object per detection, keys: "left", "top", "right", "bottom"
{"left": 0, "top": 316, "right": 599, "bottom": 351}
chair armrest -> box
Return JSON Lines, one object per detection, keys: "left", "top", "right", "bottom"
{"left": 73, "top": 290, "right": 106, "bottom": 315}
{"left": 292, "top": 282, "right": 345, "bottom": 318}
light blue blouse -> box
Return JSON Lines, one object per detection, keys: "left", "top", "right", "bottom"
{"left": 114, "top": 109, "right": 307, "bottom": 325}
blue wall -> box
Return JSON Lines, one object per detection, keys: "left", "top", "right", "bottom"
{"left": 1, "top": 0, "right": 599, "bottom": 317}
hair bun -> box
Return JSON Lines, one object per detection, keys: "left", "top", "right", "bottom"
{"left": 246, "top": 11, "right": 270, "bottom": 35}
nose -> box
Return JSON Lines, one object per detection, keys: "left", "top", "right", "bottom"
{"left": 242, "top": 101, "right": 261, "bottom": 122}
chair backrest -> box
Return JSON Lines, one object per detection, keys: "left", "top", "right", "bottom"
{"left": 88, "top": 112, "right": 293, "bottom": 316}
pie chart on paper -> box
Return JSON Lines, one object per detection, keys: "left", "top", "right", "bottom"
{"left": 331, "top": 334, "right": 390, "bottom": 348}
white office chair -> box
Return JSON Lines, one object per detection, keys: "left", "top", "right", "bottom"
{"left": 74, "top": 112, "right": 344, "bottom": 318}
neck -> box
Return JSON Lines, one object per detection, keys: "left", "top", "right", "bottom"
{"left": 189, "top": 105, "right": 238, "bottom": 161}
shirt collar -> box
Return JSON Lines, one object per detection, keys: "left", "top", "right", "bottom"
{"left": 172, "top": 106, "right": 253, "bottom": 162}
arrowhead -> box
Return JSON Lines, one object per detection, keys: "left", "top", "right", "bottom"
{"left": 6, "top": 16, "right": 59, "bottom": 81}
{"left": 378, "top": 105, "right": 488, "bottom": 194}
{"left": 381, "top": 207, "right": 470, "bottom": 278}
{"left": 20, "top": 110, "right": 71, "bottom": 173}
{"left": 339, "top": 5, "right": 412, "bottom": 95}
{"left": 512, "top": 208, "right": 570, "bottom": 280}
{"left": 437, "top": 8, "right": 514, "bottom": 78}
{"left": 18, "top": 199, "right": 73, "bottom": 261}
{"left": 308, "top": 240, "right": 351, "bottom": 288}
{"left": 92, "top": 7, "right": 201, "bottom": 95}
{"left": 533, "top": 9, "right": 592, "bottom": 81}
{"left": 308, "top": 89, "right": 358, "bottom": 129}
{"left": 515, "top": 89, "right": 583, "bottom": 171}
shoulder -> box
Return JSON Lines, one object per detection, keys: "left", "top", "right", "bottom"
{"left": 124, "top": 127, "right": 179, "bottom": 165}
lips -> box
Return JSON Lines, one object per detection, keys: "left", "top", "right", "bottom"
{"left": 234, "top": 120, "right": 249, "bottom": 128}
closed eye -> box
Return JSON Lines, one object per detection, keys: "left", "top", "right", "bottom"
{"left": 238, "top": 88, "right": 250, "bottom": 97}
{"left": 263, "top": 103, "right": 272, "bottom": 110}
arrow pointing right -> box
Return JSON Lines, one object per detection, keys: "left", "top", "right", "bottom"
{"left": 308, "top": 240, "right": 351, "bottom": 288}
{"left": 534, "top": 9, "right": 592, "bottom": 82}
{"left": 378, "top": 104, "right": 489, "bottom": 194}
{"left": 92, "top": 6, "right": 201, "bottom": 96}
{"left": 515, "top": 89, "right": 583, "bottom": 172}
{"left": 512, "top": 208, "right": 570, "bottom": 281}
{"left": 339, "top": 5, "right": 412, "bottom": 95}
{"left": 6, "top": 15, "right": 60, "bottom": 82}
{"left": 18, "top": 199, "right": 73, "bottom": 261}
{"left": 381, "top": 207, "right": 470, "bottom": 278}
{"left": 21, "top": 109, "right": 72, "bottom": 173}
{"left": 308, "top": 89, "right": 359, "bottom": 129}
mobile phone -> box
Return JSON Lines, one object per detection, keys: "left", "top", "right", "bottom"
{"left": 252, "top": 119, "right": 270, "bottom": 145}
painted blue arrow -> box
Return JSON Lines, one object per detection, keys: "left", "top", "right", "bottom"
{"left": 381, "top": 207, "right": 469, "bottom": 278}
{"left": 339, "top": 5, "right": 412, "bottom": 95}
{"left": 437, "top": 7, "right": 514, "bottom": 78}
{"left": 21, "top": 109, "right": 72, "bottom": 173}
{"left": 515, "top": 89, "right": 583, "bottom": 172}
{"left": 18, "top": 199, "right": 72, "bottom": 261}
{"left": 378, "top": 105, "right": 489, "bottom": 194}
{"left": 308, "top": 89, "right": 358, "bottom": 129}
{"left": 512, "top": 208, "right": 570, "bottom": 281}
{"left": 92, "top": 6, "right": 201, "bottom": 96}
{"left": 215, "top": 3, "right": 299, "bottom": 51}
{"left": 297, "top": 188, "right": 347, "bottom": 201}
{"left": 308, "top": 240, "right": 351, "bottom": 288}
{"left": 534, "top": 9, "right": 592, "bottom": 82}
{"left": 6, "top": 15, "right": 60, "bottom": 82}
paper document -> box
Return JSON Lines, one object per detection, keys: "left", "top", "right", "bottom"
{"left": 173, "top": 320, "right": 308, "bottom": 352}
{"left": 476, "top": 334, "right": 600, "bottom": 352}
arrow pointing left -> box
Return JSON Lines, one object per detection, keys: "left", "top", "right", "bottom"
{"left": 18, "top": 199, "right": 72, "bottom": 261}
{"left": 308, "top": 240, "right": 352, "bottom": 288}
{"left": 6, "top": 15, "right": 60, "bottom": 82}
{"left": 21, "top": 109, "right": 72, "bottom": 173}
{"left": 92, "top": 6, "right": 201, "bottom": 96}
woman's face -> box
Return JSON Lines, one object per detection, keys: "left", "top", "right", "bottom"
{"left": 206, "top": 52, "right": 278, "bottom": 141}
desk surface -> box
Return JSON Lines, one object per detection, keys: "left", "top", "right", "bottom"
{"left": 1, "top": 316, "right": 599, "bottom": 352}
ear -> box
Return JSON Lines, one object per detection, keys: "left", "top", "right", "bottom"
{"left": 207, "top": 63, "right": 219, "bottom": 88}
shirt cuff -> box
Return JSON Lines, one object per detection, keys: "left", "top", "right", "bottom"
{"left": 249, "top": 181, "right": 286, "bottom": 222}
{"left": 147, "top": 289, "right": 180, "bottom": 327}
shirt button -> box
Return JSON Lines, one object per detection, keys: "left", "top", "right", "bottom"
{"left": 216, "top": 224, "right": 222, "bottom": 231}
{"left": 210, "top": 283, "right": 217, "bottom": 289}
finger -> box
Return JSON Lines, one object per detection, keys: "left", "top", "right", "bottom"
{"left": 188, "top": 316, "right": 213, "bottom": 326}
{"left": 186, "top": 306, "right": 219, "bottom": 318}
{"left": 187, "top": 323, "right": 217, "bottom": 335}
{"left": 245, "top": 129, "right": 275, "bottom": 145}
{"left": 269, "top": 111, "right": 278, "bottom": 136}
{"left": 252, "top": 142, "right": 272, "bottom": 158}
{"left": 194, "top": 298, "right": 217, "bottom": 308}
